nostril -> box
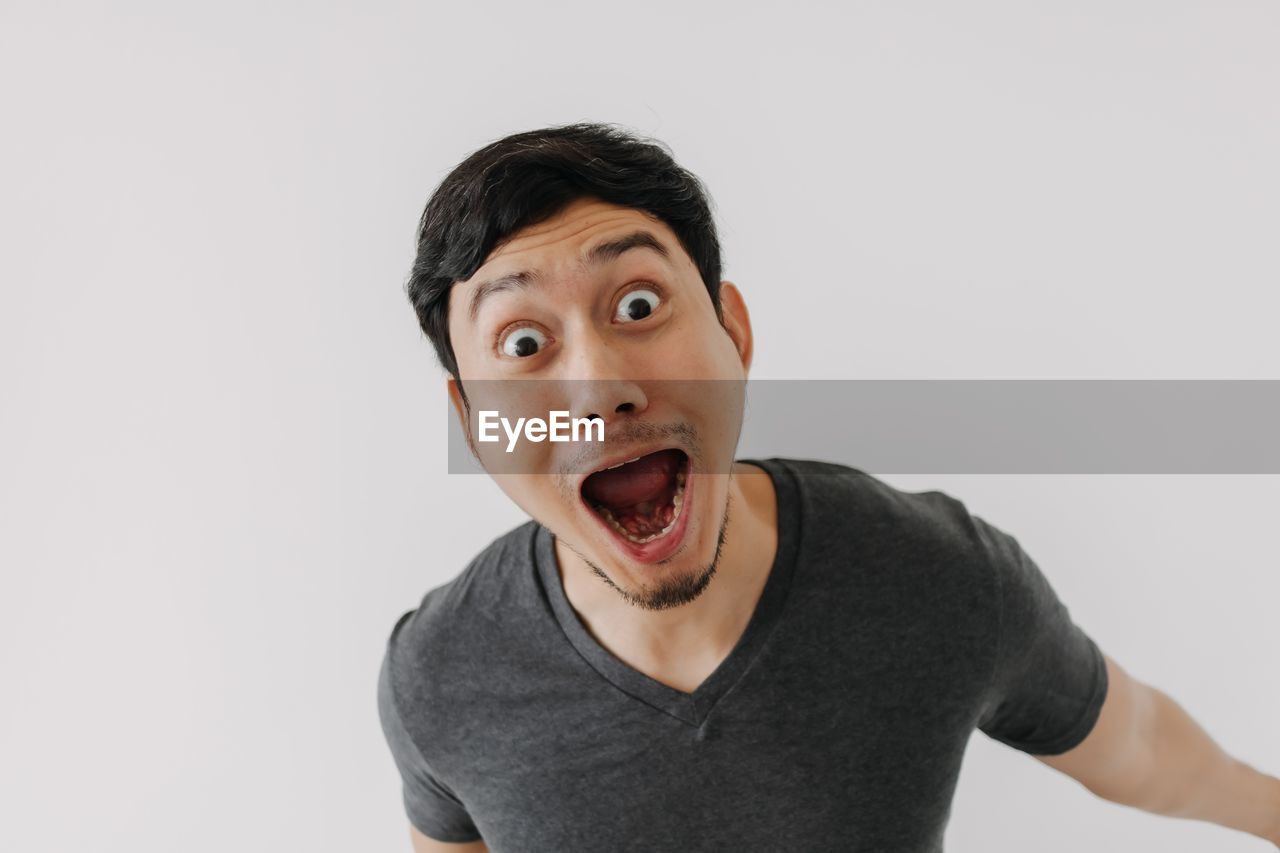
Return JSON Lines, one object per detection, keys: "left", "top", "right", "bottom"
{"left": 586, "top": 413, "right": 603, "bottom": 422}
{"left": 615, "top": 403, "right": 635, "bottom": 414}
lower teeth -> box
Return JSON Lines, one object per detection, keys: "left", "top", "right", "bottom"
{"left": 592, "top": 475, "right": 686, "bottom": 545}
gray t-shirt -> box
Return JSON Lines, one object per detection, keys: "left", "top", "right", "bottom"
{"left": 378, "top": 457, "right": 1108, "bottom": 852}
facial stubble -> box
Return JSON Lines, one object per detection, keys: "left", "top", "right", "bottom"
{"left": 565, "top": 488, "right": 733, "bottom": 612}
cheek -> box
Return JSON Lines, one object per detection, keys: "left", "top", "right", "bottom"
{"left": 648, "top": 317, "right": 741, "bottom": 379}
{"left": 465, "top": 385, "right": 564, "bottom": 476}
{"left": 664, "top": 380, "right": 745, "bottom": 472}
{"left": 471, "top": 418, "right": 555, "bottom": 476}
{"left": 704, "top": 389, "right": 748, "bottom": 467}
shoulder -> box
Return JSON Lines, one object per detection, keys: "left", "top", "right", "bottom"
{"left": 380, "top": 520, "right": 542, "bottom": 729}
{"left": 760, "top": 456, "right": 1016, "bottom": 623}
{"left": 767, "top": 459, "right": 1008, "bottom": 689}
{"left": 766, "top": 456, "right": 984, "bottom": 552}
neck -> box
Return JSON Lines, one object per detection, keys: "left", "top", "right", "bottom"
{"left": 554, "top": 461, "right": 779, "bottom": 692}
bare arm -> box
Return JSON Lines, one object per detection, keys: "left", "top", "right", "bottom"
{"left": 1036, "top": 653, "right": 1280, "bottom": 846}
{"left": 408, "top": 825, "right": 488, "bottom": 853}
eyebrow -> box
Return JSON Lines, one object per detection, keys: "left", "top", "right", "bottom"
{"left": 467, "top": 229, "right": 672, "bottom": 322}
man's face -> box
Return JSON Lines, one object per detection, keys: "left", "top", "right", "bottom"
{"left": 447, "top": 197, "right": 753, "bottom": 609}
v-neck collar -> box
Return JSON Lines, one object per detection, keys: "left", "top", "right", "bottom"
{"left": 534, "top": 457, "right": 801, "bottom": 728}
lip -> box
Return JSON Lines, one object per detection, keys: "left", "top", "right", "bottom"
{"left": 574, "top": 442, "right": 691, "bottom": 493}
{"left": 578, "top": 447, "right": 694, "bottom": 565}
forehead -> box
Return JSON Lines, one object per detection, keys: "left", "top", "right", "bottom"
{"left": 467, "top": 197, "right": 681, "bottom": 281}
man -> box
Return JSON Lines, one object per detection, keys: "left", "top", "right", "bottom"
{"left": 379, "top": 123, "right": 1280, "bottom": 851}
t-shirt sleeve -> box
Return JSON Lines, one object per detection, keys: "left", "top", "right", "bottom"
{"left": 377, "top": 645, "right": 482, "bottom": 843}
{"left": 972, "top": 513, "right": 1110, "bottom": 756}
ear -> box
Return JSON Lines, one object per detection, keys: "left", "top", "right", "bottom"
{"left": 717, "top": 281, "right": 754, "bottom": 374}
{"left": 446, "top": 375, "right": 477, "bottom": 457}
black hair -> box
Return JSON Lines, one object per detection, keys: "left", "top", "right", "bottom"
{"left": 405, "top": 122, "right": 723, "bottom": 382}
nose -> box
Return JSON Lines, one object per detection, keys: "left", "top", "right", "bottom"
{"left": 561, "top": 327, "right": 649, "bottom": 429}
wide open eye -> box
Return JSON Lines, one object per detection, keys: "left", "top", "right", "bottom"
{"left": 614, "top": 287, "right": 661, "bottom": 323}
{"left": 499, "top": 326, "right": 548, "bottom": 358}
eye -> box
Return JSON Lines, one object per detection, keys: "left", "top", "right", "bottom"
{"left": 499, "top": 326, "right": 548, "bottom": 358}
{"left": 614, "top": 287, "right": 661, "bottom": 323}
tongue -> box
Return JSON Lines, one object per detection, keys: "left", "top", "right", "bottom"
{"left": 582, "top": 448, "right": 683, "bottom": 509}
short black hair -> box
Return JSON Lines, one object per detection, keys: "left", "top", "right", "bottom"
{"left": 405, "top": 122, "right": 724, "bottom": 380}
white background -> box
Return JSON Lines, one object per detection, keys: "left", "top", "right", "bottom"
{"left": 2, "top": 2, "right": 1277, "bottom": 851}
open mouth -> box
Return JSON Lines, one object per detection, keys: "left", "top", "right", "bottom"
{"left": 580, "top": 448, "right": 692, "bottom": 558}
